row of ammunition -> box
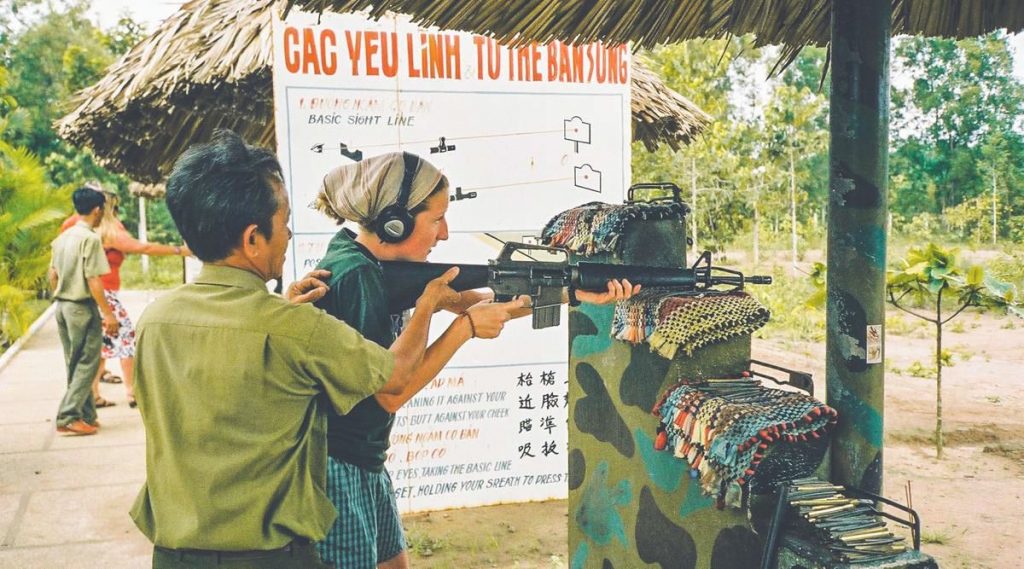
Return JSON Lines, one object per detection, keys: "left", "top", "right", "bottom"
{"left": 786, "top": 477, "right": 907, "bottom": 564}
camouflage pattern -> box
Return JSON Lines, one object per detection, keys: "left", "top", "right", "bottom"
{"left": 826, "top": 0, "right": 890, "bottom": 495}
{"left": 568, "top": 218, "right": 767, "bottom": 569}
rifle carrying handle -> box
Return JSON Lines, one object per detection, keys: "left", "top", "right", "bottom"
{"left": 627, "top": 182, "right": 684, "bottom": 204}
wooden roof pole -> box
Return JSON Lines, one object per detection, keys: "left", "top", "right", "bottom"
{"left": 826, "top": 0, "right": 890, "bottom": 494}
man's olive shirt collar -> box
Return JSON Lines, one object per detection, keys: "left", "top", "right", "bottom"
{"left": 193, "top": 263, "right": 270, "bottom": 292}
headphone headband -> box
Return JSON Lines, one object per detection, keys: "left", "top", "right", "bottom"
{"left": 396, "top": 151, "right": 419, "bottom": 210}
{"left": 375, "top": 152, "right": 421, "bottom": 243}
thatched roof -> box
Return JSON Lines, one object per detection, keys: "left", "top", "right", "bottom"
{"left": 289, "top": 0, "right": 1024, "bottom": 68}
{"left": 56, "top": 0, "right": 709, "bottom": 184}
{"left": 127, "top": 182, "right": 166, "bottom": 199}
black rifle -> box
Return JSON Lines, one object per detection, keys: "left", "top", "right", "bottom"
{"left": 382, "top": 243, "right": 772, "bottom": 329}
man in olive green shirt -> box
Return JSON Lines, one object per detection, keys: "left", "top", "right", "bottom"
{"left": 133, "top": 131, "right": 460, "bottom": 568}
{"left": 49, "top": 187, "right": 119, "bottom": 436}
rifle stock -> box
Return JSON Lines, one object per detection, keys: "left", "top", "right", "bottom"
{"left": 381, "top": 261, "right": 489, "bottom": 313}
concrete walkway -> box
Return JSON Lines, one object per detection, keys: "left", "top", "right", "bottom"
{"left": 0, "top": 291, "right": 163, "bottom": 569}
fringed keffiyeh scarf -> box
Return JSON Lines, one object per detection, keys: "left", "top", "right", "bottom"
{"left": 651, "top": 376, "right": 838, "bottom": 508}
{"left": 540, "top": 201, "right": 689, "bottom": 256}
{"left": 612, "top": 290, "right": 770, "bottom": 358}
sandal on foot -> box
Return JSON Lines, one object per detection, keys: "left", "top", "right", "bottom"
{"left": 100, "top": 371, "right": 122, "bottom": 384}
{"left": 95, "top": 396, "right": 116, "bottom": 408}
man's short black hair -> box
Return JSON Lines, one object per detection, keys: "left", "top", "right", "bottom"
{"left": 72, "top": 187, "right": 105, "bottom": 215}
{"left": 165, "top": 130, "right": 283, "bottom": 262}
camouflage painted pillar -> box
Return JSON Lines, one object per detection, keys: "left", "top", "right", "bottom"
{"left": 826, "top": 0, "right": 890, "bottom": 494}
{"left": 569, "top": 217, "right": 762, "bottom": 569}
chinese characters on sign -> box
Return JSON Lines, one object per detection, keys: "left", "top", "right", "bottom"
{"left": 517, "top": 370, "right": 564, "bottom": 460}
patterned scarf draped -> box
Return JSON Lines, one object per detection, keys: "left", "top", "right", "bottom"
{"left": 540, "top": 201, "right": 689, "bottom": 256}
{"left": 651, "top": 376, "right": 837, "bottom": 507}
{"left": 612, "top": 290, "right": 771, "bottom": 358}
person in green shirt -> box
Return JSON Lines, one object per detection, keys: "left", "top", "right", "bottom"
{"left": 131, "top": 131, "right": 466, "bottom": 569}
{"left": 312, "top": 152, "right": 638, "bottom": 569}
{"left": 48, "top": 186, "right": 120, "bottom": 436}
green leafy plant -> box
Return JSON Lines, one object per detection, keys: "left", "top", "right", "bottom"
{"left": 887, "top": 243, "right": 1022, "bottom": 458}
{"left": 0, "top": 139, "right": 69, "bottom": 347}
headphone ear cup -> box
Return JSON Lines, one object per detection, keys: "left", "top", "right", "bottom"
{"left": 375, "top": 205, "right": 415, "bottom": 243}
{"left": 375, "top": 151, "right": 421, "bottom": 244}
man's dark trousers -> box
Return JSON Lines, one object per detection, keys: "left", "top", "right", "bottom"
{"left": 54, "top": 300, "right": 101, "bottom": 426}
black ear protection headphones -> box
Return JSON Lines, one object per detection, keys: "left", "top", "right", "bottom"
{"left": 374, "top": 152, "right": 420, "bottom": 244}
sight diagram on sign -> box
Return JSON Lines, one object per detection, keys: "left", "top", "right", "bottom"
{"left": 573, "top": 164, "right": 602, "bottom": 193}
{"left": 450, "top": 186, "right": 478, "bottom": 202}
{"left": 310, "top": 142, "right": 362, "bottom": 162}
{"left": 307, "top": 122, "right": 609, "bottom": 198}
{"left": 563, "top": 116, "right": 591, "bottom": 153}
{"left": 430, "top": 137, "right": 456, "bottom": 154}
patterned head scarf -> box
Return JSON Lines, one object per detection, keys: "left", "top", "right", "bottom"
{"left": 314, "top": 152, "right": 445, "bottom": 226}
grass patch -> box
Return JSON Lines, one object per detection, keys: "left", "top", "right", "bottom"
{"left": 406, "top": 530, "right": 450, "bottom": 557}
{"left": 921, "top": 530, "right": 951, "bottom": 545}
{"left": 750, "top": 268, "right": 825, "bottom": 342}
{"left": 119, "top": 255, "right": 186, "bottom": 290}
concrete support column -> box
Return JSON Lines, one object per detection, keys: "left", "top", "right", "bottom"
{"left": 826, "top": 0, "right": 891, "bottom": 494}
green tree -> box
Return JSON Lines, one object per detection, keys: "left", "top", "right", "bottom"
{"left": 890, "top": 33, "right": 1024, "bottom": 230}
{"left": 764, "top": 79, "right": 827, "bottom": 269}
{"left": 887, "top": 244, "right": 1022, "bottom": 458}
{"left": 632, "top": 38, "right": 760, "bottom": 254}
{"left": 2, "top": 2, "right": 180, "bottom": 246}
{"left": 0, "top": 138, "right": 69, "bottom": 346}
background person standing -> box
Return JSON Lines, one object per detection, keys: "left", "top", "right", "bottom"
{"left": 48, "top": 187, "right": 119, "bottom": 436}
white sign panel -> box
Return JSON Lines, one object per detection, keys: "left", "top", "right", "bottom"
{"left": 272, "top": 9, "right": 630, "bottom": 512}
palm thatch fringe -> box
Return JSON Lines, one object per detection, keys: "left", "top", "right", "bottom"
{"left": 127, "top": 182, "right": 167, "bottom": 199}
{"left": 56, "top": 0, "right": 708, "bottom": 183}
{"left": 289, "top": 0, "right": 1024, "bottom": 65}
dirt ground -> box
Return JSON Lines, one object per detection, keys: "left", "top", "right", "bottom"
{"left": 403, "top": 308, "right": 1024, "bottom": 568}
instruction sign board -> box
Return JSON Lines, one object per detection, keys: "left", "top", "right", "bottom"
{"left": 272, "top": 8, "right": 630, "bottom": 512}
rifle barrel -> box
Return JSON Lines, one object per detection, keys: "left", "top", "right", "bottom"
{"left": 575, "top": 262, "right": 697, "bottom": 290}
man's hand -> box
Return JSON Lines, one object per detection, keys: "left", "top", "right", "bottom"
{"left": 463, "top": 297, "right": 526, "bottom": 339}
{"left": 102, "top": 313, "right": 120, "bottom": 336}
{"left": 575, "top": 278, "right": 641, "bottom": 305}
{"left": 416, "top": 267, "right": 461, "bottom": 313}
{"left": 287, "top": 269, "right": 331, "bottom": 304}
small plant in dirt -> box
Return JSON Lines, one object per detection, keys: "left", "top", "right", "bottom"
{"left": 887, "top": 243, "right": 1023, "bottom": 459}
{"left": 406, "top": 531, "right": 448, "bottom": 557}
{"left": 906, "top": 361, "right": 935, "bottom": 378}
{"left": 950, "top": 321, "right": 966, "bottom": 333}
{"left": 950, "top": 344, "right": 974, "bottom": 361}
{"left": 921, "top": 530, "right": 951, "bottom": 545}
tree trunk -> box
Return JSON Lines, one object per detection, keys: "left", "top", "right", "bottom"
{"left": 139, "top": 196, "right": 149, "bottom": 275}
{"left": 992, "top": 169, "right": 997, "bottom": 246}
{"left": 691, "top": 156, "right": 698, "bottom": 257}
{"left": 935, "top": 291, "right": 944, "bottom": 459}
{"left": 753, "top": 194, "right": 760, "bottom": 266}
{"left": 790, "top": 147, "right": 798, "bottom": 273}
